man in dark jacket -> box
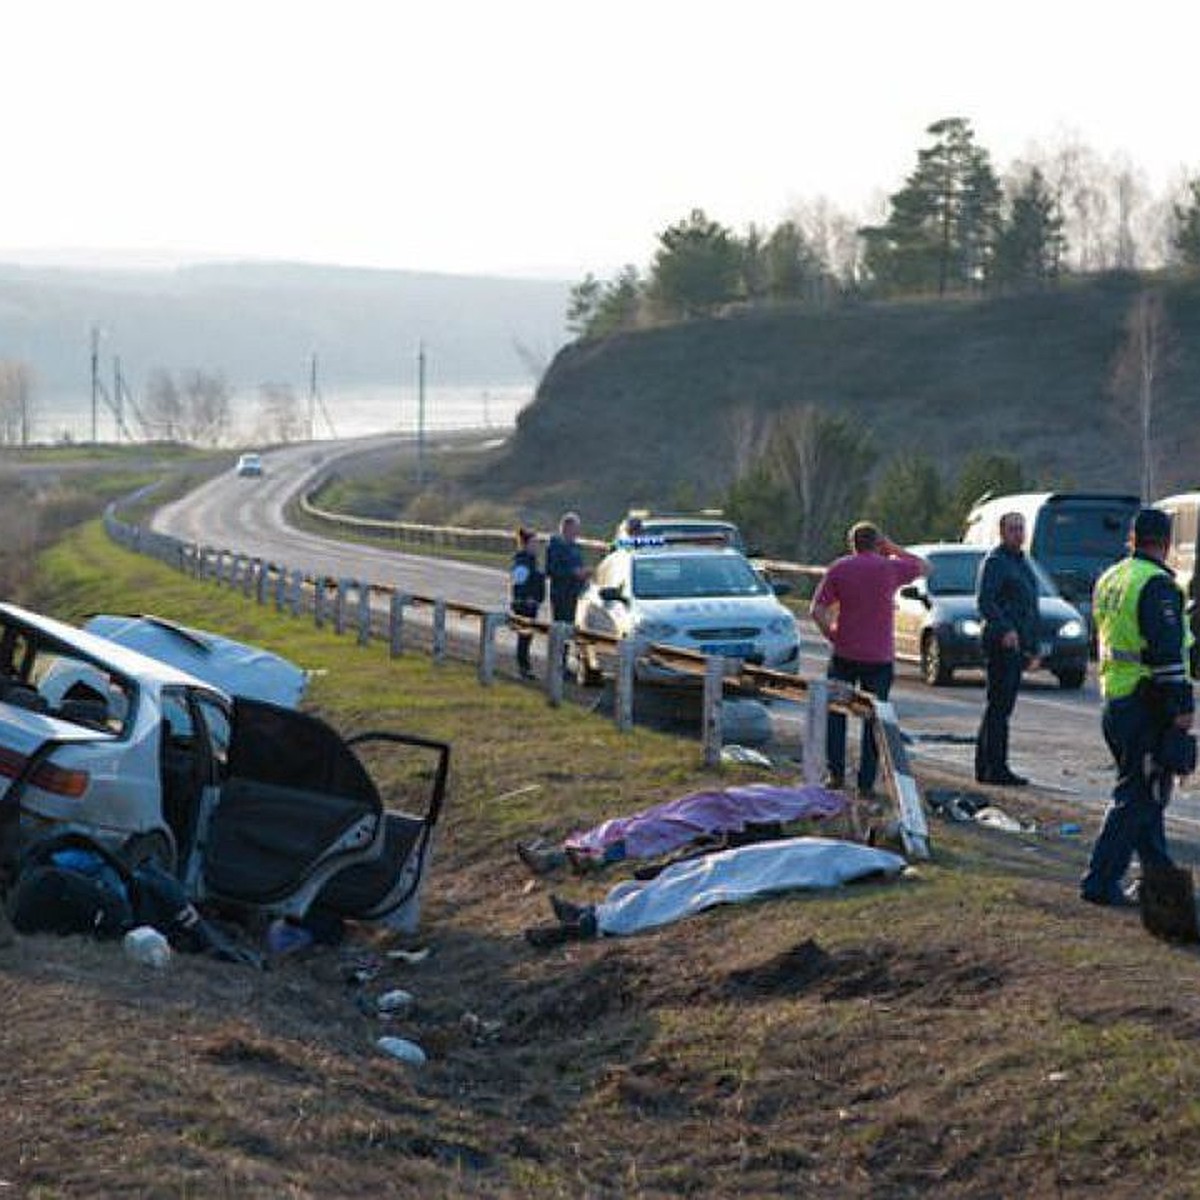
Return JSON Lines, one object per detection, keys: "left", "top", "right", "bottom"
{"left": 975, "top": 512, "right": 1041, "bottom": 785}
{"left": 510, "top": 527, "right": 545, "bottom": 680}
{"left": 546, "top": 512, "right": 590, "bottom": 623}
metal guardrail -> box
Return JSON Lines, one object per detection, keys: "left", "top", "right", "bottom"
{"left": 102, "top": 494, "right": 929, "bottom": 858}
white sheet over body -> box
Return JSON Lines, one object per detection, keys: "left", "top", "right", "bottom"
{"left": 594, "top": 837, "right": 906, "bottom": 937}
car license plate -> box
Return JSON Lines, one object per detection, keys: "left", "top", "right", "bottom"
{"left": 700, "top": 642, "right": 754, "bottom": 658}
{"left": 1037, "top": 641, "right": 1052, "bottom": 658}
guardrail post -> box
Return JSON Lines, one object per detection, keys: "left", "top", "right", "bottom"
{"left": 255, "top": 560, "right": 270, "bottom": 605}
{"left": 242, "top": 557, "right": 255, "bottom": 598}
{"left": 314, "top": 577, "right": 326, "bottom": 628}
{"left": 432, "top": 599, "right": 448, "bottom": 664}
{"left": 274, "top": 565, "right": 288, "bottom": 611}
{"left": 389, "top": 593, "right": 410, "bottom": 657}
{"left": 616, "top": 639, "right": 637, "bottom": 731}
{"left": 702, "top": 656, "right": 725, "bottom": 766}
{"left": 357, "top": 583, "right": 372, "bottom": 646}
{"left": 477, "top": 612, "right": 502, "bottom": 685}
{"left": 546, "top": 622, "right": 569, "bottom": 706}
{"left": 804, "top": 679, "right": 829, "bottom": 787}
{"left": 871, "top": 698, "right": 931, "bottom": 860}
{"left": 289, "top": 569, "right": 304, "bottom": 616}
{"left": 334, "top": 578, "right": 350, "bottom": 635}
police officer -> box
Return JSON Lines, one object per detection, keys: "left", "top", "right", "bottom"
{"left": 1081, "top": 508, "right": 1194, "bottom": 907}
{"left": 510, "top": 526, "right": 545, "bottom": 680}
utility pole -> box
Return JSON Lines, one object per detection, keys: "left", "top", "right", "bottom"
{"left": 416, "top": 341, "right": 427, "bottom": 487}
{"left": 309, "top": 352, "right": 318, "bottom": 442}
{"left": 114, "top": 356, "right": 122, "bottom": 442}
{"left": 90, "top": 325, "right": 100, "bottom": 444}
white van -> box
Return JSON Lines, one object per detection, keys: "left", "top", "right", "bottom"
{"left": 962, "top": 492, "right": 1140, "bottom": 630}
{"left": 1155, "top": 492, "right": 1200, "bottom": 603}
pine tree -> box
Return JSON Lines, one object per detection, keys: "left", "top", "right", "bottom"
{"left": 993, "top": 167, "right": 1067, "bottom": 289}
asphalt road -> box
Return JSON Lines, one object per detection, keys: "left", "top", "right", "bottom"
{"left": 151, "top": 439, "right": 1200, "bottom": 844}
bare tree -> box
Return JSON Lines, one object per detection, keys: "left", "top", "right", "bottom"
{"left": 1111, "top": 291, "right": 1173, "bottom": 498}
{"left": 256, "top": 382, "right": 304, "bottom": 443}
{"left": 179, "top": 370, "right": 231, "bottom": 445}
{"left": 139, "top": 368, "right": 183, "bottom": 441}
{"left": 0, "top": 360, "right": 34, "bottom": 446}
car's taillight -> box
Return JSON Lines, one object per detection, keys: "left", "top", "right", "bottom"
{"left": 0, "top": 746, "right": 26, "bottom": 779}
{"left": 29, "top": 760, "right": 90, "bottom": 798}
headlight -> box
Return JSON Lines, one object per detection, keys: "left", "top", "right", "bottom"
{"left": 766, "top": 617, "right": 795, "bottom": 635}
{"left": 955, "top": 618, "right": 982, "bottom": 638}
{"left": 636, "top": 620, "right": 679, "bottom": 639}
{"left": 1059, "top": 619, "right": 1085, "bottom": 640}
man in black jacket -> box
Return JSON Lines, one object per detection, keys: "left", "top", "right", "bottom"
{"left": 975, "top": 512, "right": 1041, "bottom": 785}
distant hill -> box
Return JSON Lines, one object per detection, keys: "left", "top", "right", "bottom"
{"left": 0, "top": 260, "right": 570, "bottom": 400}
{"left": 481, "top": 271, "right": 1200, "bottom": 522}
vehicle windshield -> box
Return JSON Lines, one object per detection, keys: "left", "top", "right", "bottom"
{"left": 926, "top": 551, "right": 1059, "bottom": 599}
{"left": 1036, "top": 503, "right": 1136, "bottom": 573}
{"left": 632, "top": 553, "right": 769, "bottom": 600}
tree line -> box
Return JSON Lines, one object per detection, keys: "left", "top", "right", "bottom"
{"left": 568, "top": 117, "right": 1200, "bottom": 337}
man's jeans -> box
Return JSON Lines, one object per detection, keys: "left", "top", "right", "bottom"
{"left": 975, "top": 643, "right": 1022, "bottom": 780}
{"left": 1081, "top": 694, "right": 1173, "bottom": 903}
{"left": 826, "top": 657, "right": 893, "bottom": 791}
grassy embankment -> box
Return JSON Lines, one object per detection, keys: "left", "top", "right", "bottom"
{"left": 7, "top": 520, "right": 1200, "bottom": 1195}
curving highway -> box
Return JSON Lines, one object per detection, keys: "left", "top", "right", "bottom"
{"left": 150, "top": 439, "right": 1200, "bottom": 834}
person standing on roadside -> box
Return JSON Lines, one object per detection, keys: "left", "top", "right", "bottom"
{"left": 1081, "top": 508, "right": 1194, "bottom": 907}
{"left": 546, "top": 512, "right": 592, "bottom": 674}
{"left": 974, "top": 512, "right": 1040, "bottom": 786}
{"left": 510, "top": 526, "right": 545, "bottom": 680}
{"left": 811, "top": 522, "right": 930, "bottom": 796}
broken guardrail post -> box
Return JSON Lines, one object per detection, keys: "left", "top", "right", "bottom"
{"left": 871, "top": 698, "right": 931, "bottom": 860}
{"left": 477, "top": 611, "right": 503, "bottom": 685}
{"left": 357, "top": 583, "right": 372, "bottom": 646}
{"left": 432, "top": 599, "right": 448, "bottom": 664}
{"left": 546, "top": 622, "right": 570, "bottom": 706}
{"left": 389, "top": 592, "right": 410, "bottom": 657}
{"left": 803, "top": 678, "right": 829, "bottom": 787}
{"left": 702, "top": 656, "right": 726, "bottom": 767}
{"left": 616, "top": 639, "right": 637, "bottom": 732}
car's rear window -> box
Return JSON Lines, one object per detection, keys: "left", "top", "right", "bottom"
{"left": 1037, "top": 503, "right": 1136, "bottom": 566}
{"left": 632, "top": 554, "right": 769, "bottom": 600}
{"left": 927, "top": 551, "right": 1059, "bottom": 598}
{"left": 21, "top": 648, "right": 133, "bottom": 735}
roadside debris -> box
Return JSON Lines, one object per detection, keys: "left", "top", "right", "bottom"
{"left": 375, "top": 988, "right": 416, "bottom": 1017}
{"left": 123, "top": 926, "right": 171, "bottom": 969}
{"left": 376, "top": 1035, "right": 427, "bottom": 1066}
{"left": 386, "top": 946, "right": 432, "bottom": 964}
{"left": 720, "top": 744, "right": 775, "bottom": 769}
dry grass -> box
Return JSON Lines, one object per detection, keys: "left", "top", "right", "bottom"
{"left": 7, "top": 522, "right": 1200, "bottom": 1197}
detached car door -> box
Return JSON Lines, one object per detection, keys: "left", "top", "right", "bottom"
{"left": 187, "top": 697, "right": 383, "bottom": 917}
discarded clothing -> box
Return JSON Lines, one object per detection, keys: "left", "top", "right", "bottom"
{"left": 590, "top": 837, "right": 906, "bottom": 937}
{"left": 563, "top": 783, "right": 848, "bottom": 866}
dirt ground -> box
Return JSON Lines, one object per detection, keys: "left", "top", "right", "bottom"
{"left": 10, "top": 524, "right": 1200, "bottom": 1197}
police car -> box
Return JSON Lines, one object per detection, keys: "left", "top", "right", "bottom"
{"left": 571, "top": 536, "right": 800, "bottom": 685}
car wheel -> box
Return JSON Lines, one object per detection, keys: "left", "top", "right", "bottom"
{"left": 1055, "top": 667, "right": 1086, "bottom": 691}
{"left": 120, "top": 830, "right": 177, "bottom": 876}
{"left": 574, "top": 642, "right": 604, "bottom": 688}
{"left": 921, "top": 633, "right": 952, "bottom": 686}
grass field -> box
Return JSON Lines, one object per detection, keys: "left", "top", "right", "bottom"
{"left": 6, "top": 521, "right": 1200, "bottom": 1196}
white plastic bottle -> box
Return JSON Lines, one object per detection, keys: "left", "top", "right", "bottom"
{"left": 123, "top": 926, "right": 172, "bottom": 969}
{"left": 376, "top": 1036, "right": 426, "bottom": 1066}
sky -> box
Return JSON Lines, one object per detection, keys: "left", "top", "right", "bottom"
{"left": 3, "top": 0, "right": 1200, "bottom": 281}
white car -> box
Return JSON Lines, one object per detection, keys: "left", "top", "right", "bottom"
{"left": 572, "top": 542, "right": 800, "bottom": 685}
{"left": 235, "top": 452, "right": 264, "bottom": 478}
{"left": 0, "top": 603, "right": 448, "bottom": 928}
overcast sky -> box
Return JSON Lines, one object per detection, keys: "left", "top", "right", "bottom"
{"left": 4, "top": 0, "right": 1198, "bottom": 280}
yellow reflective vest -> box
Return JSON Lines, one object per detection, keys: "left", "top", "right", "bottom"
{"left": 1094, "top": 555, "right": 1191, "bottom": 700}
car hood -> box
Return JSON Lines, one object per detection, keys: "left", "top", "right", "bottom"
{"left": 635, "top": 596, "right": 793, "bottom": 625}
{"left": 85, "top": 615, "right": 307, "bottom": 708}
{"left": 930, "top": 595, "right": 1083, "bottom": 622}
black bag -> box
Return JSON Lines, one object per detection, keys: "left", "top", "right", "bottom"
{"left": 8, "top": 832, "right": 135, "bottom": 937}
{"left": 1140, "top": 863, "right": 1200, "bottom": 944}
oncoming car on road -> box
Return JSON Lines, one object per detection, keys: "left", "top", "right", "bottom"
{"left": 894, "top": 543, "right": 1089, "bottom": 689}
{"left": 0, "top": 603, "right": 448, "bottom": 929}
{"left": 235, "top": 451, "right": 264, "bottom": 478}
{"left": 571, "top": 540, "right": 800, "bottom": 686}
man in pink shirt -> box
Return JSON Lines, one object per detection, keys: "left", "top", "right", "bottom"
{"left": 811, "top": 522, "right": 930, "bottom": 795}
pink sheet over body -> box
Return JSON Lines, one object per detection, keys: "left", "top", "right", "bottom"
{"left": 563, "top": 783, "right": 848, "bottom": 863}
